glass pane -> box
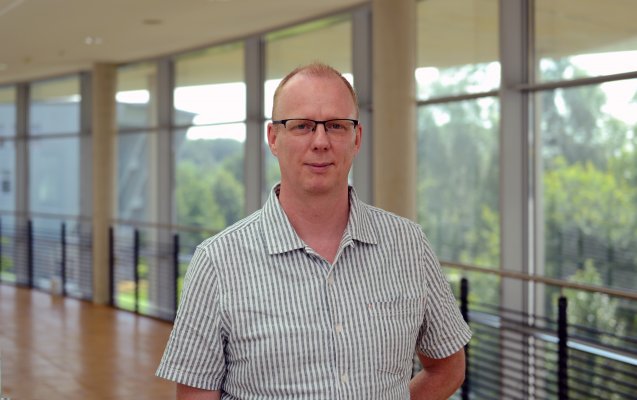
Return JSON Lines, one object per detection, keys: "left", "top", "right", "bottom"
{"left": 116, "top": 63, "right": 157, "bottom": 129}
{"left": 535, "top": 0, "right": 637, "bottom": 82}
{"left": 417, "top": 98, "right": 500, "bottom": 271}
{"left": 538, "top": 80, "right": 637, "bottom": 293}
{"left": 174, "top": 42, "right": 245, "bottom": 127}
{"left": 0, "top": 140, "right": 15, "bottom": 211}
{"left": 30, "top": 137, "right": 80, "bottom": 214}
{"left": 0, "top": 86, "right": 16, "bottom": 137}
{"left": 416, "top": 0, "right": 500, "bottom": 100}
{"left": 174, "top": 126, "right": 245, "bottom": 247}
{"left": 264, "top": 15, "right": 352, "bottom": 196}
{"left": 117, "top": 132, "right": 152, "bottom": 222}
{"left": 29, "top": 76, "right": 81, "bottom": 135}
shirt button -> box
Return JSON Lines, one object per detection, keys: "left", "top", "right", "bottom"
{"left": 328, "top": 275, "right": 335, "bottom": 285}
{"left": 335, "top": 323, "right": 343, "bottom": 334}
{"left": 341, "top": 373, "right": 349, "bottom": 384}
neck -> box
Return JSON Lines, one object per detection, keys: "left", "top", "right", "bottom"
{"left": 277, "top": 184, "right": 350, "bottom": 260}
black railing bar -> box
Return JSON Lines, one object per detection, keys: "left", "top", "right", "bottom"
{"left": 470, "top": 384, "right": 502, "bottom": 400}
{"left": 569, "top": 324, "right": 637, "bottom": 345}
{"left": 471, "top": 347, "right": 556, "bottom": 370}
{"left": 569, "top": 352, "right": 637, "bottom": 377}
{"left": 470, "top": 385, "right": 506, "bottom": 400}
{"left": 566, "top": 376, "right": 626, "bottom": 400}
{"left": 469, "top": 369, "right": 526, "bottom": 400}
{"left": 111, "top": 218, "right": 220, "bottom": 236}
{"left": 567, "top": 362, "right": 637, "bottom": 393}
{"left": 531, "top": 331, "right": 637, "bottom": 367}
{"left": 570, "top": 332, "right": 637, "bottom": 354}
{"left": 473, "top": 354, "right": 530, "bottom": 383}
{"left": 441, "top": 260, "right": 637, "bottom": 301}
{"left": 475, "top": 373, "right": 527, "bottom": 400}
{"left": 475, "top": 303, "right": 556, "bottom": 323}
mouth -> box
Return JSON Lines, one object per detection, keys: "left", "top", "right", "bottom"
{"left": 305, "top": 162, "right": 333, "bottom": 172}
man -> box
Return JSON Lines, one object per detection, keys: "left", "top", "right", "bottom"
{"left": 156, "top": 63, "right": 471, "bottom": 399}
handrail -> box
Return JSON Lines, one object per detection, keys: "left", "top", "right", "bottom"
{"left": 441, "top": 260, "right": 637, "bottom": 301}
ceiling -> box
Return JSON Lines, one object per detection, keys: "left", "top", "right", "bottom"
{"left": 2, "top": 0, "right": 636, "bottom": 87}
{"left": 0, "top": 0, "right": 365, "bottom": 85}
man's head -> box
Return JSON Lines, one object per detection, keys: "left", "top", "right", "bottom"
{"left": 271, "top": 63, "right": 359, "bottom": 119}
{"left": 267, "top": 62, "right": 362, "bottom": 198}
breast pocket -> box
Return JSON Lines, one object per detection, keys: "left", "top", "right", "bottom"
{"left": 366, "top": 296, "right": 425, "bottom": 377}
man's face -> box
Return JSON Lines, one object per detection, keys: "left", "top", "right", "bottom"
{"left": 267, "top": 74, "right": 362, "bottom": 196}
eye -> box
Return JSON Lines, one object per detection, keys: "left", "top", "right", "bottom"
{"left": 289, "top": 120, "right": 313, "bottom": 131}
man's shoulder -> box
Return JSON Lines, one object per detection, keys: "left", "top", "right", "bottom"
{"left": 359, "top": 201, "right": 424, "bottom": 233}
{"left": 197, "top": 209, "right": 263, "bottom": 251}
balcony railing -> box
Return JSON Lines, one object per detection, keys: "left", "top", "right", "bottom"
{"left": 1, "top": 215, "right": 635, "bottom": 399}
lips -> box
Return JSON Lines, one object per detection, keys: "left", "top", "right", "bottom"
{"left": 307, "top": 162, "right": 332, "bottom": 167}
{"left": 306, "top": 162, "right": 333, "bottom": 172}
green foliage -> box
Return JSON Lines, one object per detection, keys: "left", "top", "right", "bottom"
{"left": 563, "top": 261, "right": 626, "bottom": 337}
{"left": 175, "top": 137, "right": 245, "bottom": 246}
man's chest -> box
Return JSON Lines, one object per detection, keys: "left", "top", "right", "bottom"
{"left": 220, "top": 248, "right": 427, "bottom": 393}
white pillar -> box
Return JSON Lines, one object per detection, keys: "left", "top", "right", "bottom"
{"left": 372, "top": 0, "right": 417, "bottom": 219}
{"left": 91, "top": 63, "right": 117, "bottom": 305}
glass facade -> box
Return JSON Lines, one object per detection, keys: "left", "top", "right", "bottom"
{"left": 29, "top": 77, "right": 81, "bottom": 135}
{"left": 173, "top": 42, "right": 246, "bottom": 247}
{"left": 535, "top": 0, "right": 637, "bottom": 82}
{"left": 416, "top": 0, "right": 500, "bottom": 100}
{"left": 116, "top": 63, "right": 158, "bottom": 129}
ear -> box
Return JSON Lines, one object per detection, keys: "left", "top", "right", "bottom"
{"left": 353, "top": 122, "right": 363, "bottom": 155}
{"left": 267, "top": 122, "right": 279, "bottom": 157}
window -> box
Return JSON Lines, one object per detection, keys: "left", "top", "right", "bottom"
{"left": 173, "top": 42, "right": 246, "bottom": 248}
{"left": 535, "top": 0, "right": 637, "bottom": 81}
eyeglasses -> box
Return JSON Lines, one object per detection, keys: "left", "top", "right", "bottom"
{"left": 272, "top": 118, "right": 358, "bottom": 138}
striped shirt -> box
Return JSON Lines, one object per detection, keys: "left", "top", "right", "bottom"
{"left": 156, "top": 185, "right": 472, "bottom": 399}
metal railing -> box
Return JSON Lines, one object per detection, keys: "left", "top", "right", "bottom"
{"left": 1, "top": 217, "right": 636, "bottom": 399}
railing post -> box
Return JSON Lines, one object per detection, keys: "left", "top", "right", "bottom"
{"left": 557, "top": 296, "right": 569, "bottom": 400}
{"left": 460, "top": 277, "right": 470, "bottom": 400}
{"left": 27, "top": 219, "right": 33, "bottom": 288}
{"left": 133, "top": 229, "right": 140, "bottom": 314}
{"left": 173, "top": 233, "right": 180, "bottom": 321}
{"left": 108, "top": 226, "right": 114, "bottom": 307}
{"left": 61, "top": 222, "right": 67, "bottom": 296}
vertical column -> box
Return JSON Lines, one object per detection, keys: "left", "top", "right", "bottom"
{"left": 352, "top": 6, "right": 373, "bottom": 204}
{"left": 79, "top": 72, "right": 94, "bottom": 297}
{"left": 149, "top": 59, "right": 175, "bottom": 319}
{"left": 15, "top": 83, "right": 29, "bottom": 285}
{"left": 371, "top": 0, "right": 417, "bottom": 219}
{"left": 245, "top": 36, "right": 265, "bottom": 213}
{"left": 91, "top": 63, "right": 117, "bottom": 305}
{"left": 500, "top": 0, "right": 532, "bottom": 398}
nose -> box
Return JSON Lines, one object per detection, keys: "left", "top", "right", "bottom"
{"left": 311, "top": 122, "right": 331, "bottom": 150}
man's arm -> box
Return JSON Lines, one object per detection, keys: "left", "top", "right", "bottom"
{"left": 409, "top": 348, "right": 466, "bottom": 400}
{"left": 177, "top": 383, "right": 221, "bottom": 400}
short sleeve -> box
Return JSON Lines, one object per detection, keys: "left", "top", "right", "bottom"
{"left": 416, "top": 235, "right": 472, "bottom": 359}
{"left": 156, "top": 246, "right": 227, "bottom": 389}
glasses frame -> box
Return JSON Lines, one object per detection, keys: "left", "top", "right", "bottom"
{"left": 271, "top": 118, "right": 359, "bottom": 134}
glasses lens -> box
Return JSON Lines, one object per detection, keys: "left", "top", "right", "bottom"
{"left": 287, "top": 119, "right": 315, "bottom": 134}
{"left": 325, "top": 120, "right": 354, "bottom": 132}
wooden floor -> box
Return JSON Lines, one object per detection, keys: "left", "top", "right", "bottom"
{"left": 0, "top": 284, "right": 175, "bottom": 400}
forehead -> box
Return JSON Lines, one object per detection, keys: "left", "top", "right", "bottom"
{"left": 275, "top": 73, "right": 356, "bottom": 116}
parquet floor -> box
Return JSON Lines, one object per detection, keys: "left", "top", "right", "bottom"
{"left": 0, "top": 284, "right": 175, "bottom": 400}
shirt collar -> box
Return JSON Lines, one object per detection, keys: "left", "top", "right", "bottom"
{"left": 262, "top": 184, "right": 378, "bottom": 256}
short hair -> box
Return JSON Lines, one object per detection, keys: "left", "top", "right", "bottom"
{"left": 271, "top": 62, "right": 359, "bottom": 118}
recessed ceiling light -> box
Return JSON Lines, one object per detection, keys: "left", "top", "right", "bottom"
{"left": 143, "top": 18, "right": 162, "bottom": 25}
{"left": 84, "top": 36, "right": 103, "bottom": 45}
